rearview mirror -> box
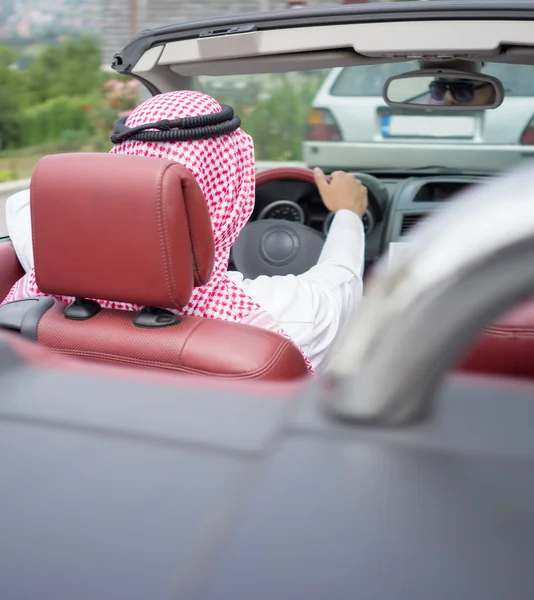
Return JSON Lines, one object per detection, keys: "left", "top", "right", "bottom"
{"left": 383, "top": 69, "right": 504, "bottom": 110}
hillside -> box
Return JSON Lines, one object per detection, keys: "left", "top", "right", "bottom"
{"left": 0, "top": 0, "right": 100, "bottom": 43}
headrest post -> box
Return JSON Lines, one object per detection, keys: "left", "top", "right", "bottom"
{"left": 133, "top": 307, "right": 180, "bottom": 329}
{"left": 64, "top": 298, "right": 101, "bottom": 321}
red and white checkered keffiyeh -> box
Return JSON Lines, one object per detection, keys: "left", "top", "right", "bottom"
{"left": 2, "top": 90, "right": 313, "bottom": 372}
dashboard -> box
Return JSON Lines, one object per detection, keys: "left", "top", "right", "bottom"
{"left": 251, "top": 172, "right": 489, "bottom": 271}
{"left": 257, "top": 198, "right": 375, "bottom": 236}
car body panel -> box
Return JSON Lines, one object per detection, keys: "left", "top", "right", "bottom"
{"left": 2, "top": 336, "right": 534, "bottom": 599}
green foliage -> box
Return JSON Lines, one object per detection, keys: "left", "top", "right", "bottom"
{"left": 0, "top": 37, "right": 105, "bottom": 149}
{"left": 239, "top": 73, "right": 325, "bottom": 161}
{"left": 88, "top": 78, "right": 139, "bottom": 136}
{"left": 0, "top": 47, "right": 17, "bottom": 66}
{"left": 0, "top": 35, "right": 324, "bottom": 163}
{"left": 0, "top": 36, "right": 139, "bottom": 150}
{"left": 24, "top": 36, "right": 105, "bottom": 105}
{"left": 0, "top": 169, "right": 16, "bottom": 182}
{"left": 18, "top": 96, "right": 94, "bottom": 147}
{"left": 0, "top": 47, "right": 27, "bottom": 150}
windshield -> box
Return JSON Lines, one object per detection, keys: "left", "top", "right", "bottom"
{"left": 195, "top": 61, "right": 534, "bottom": 175}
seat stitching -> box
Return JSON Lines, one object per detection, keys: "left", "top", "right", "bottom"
{"left": 156, "top": 164, "right": 180, "bottom": 309}
{"left": 44, "top": 339, "right": 303, "bottom": 378}
{"left": 180, "top": 174, "right": 203, "bottom": 288}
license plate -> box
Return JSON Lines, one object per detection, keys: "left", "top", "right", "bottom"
{"left": 381, "top": 115, "right": 476, "bottom": 138}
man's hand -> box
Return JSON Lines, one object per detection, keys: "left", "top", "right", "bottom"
{"left": 314, "top": 168, "right": 368, "bottom": 218}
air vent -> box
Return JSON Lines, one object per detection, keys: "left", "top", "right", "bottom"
{"left": 413, "top": 182, "right": 474, "bottom": 203}
{"left": 401, "top": 213, "right": 427, "bottom": 236}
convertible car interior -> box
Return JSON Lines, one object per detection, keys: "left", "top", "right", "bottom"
{"left": 3, "top": 2, "right": 534, "bottom": 599}
{"left": 0, "top": 154, "right": 532, "bottom": 381}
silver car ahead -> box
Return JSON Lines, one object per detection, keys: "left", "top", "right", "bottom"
{"left": 303, "top": 61, "right": 534, "bottom": 173}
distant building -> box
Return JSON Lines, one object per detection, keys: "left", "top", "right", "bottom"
{"left": 100, "top": 0, "right": 350, "bottom": 66}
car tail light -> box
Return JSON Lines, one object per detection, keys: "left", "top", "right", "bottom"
{"left": 306, "top": 108, "right": 342, "bottom": 141}
{"left": 520, "top": 117, "right": 534, "bottom": 145}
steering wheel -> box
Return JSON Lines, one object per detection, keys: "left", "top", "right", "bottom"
{"left": 231, "top": 167, "right": 387, "bottom": 279}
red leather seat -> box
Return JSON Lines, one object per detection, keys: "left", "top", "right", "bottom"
{"left": 0, "top": 153, "right": 309, "bottom": 381}
{"left": 458, "top": 299, "right": 534, "bottom": 379}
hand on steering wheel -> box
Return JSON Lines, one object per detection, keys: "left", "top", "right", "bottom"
{"left": 313, "top": 168, "right": 369, "bottom": 218}
{"left": 231, "top": 168, "right": 383, "bottom": 279}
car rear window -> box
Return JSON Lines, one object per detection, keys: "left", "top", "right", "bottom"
{"left": 482, "top": 63, "right": 534, "bottom": 97}
{"left": 329, "top": 62, "right": 418, "bottom": 97}
{"left": 329, "top": 61, "right": 534, "bottom": 98}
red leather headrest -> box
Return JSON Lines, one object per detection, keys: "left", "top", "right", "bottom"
{"left": 31, "top": 153, "right": 215, "bottom": 309}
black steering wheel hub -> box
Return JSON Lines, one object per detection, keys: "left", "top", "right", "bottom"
{"left": 232, "top": 219, "right": 325, "bottom": 278}
{"left": 260, "top": 225, "right": 300, "bottom": 266}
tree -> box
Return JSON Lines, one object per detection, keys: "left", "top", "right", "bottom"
{"left": 0, "top": 47, "right": 27, "bottom": 149}
{"left": 24, "top": 36, "right": 105, "bottom": 104}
